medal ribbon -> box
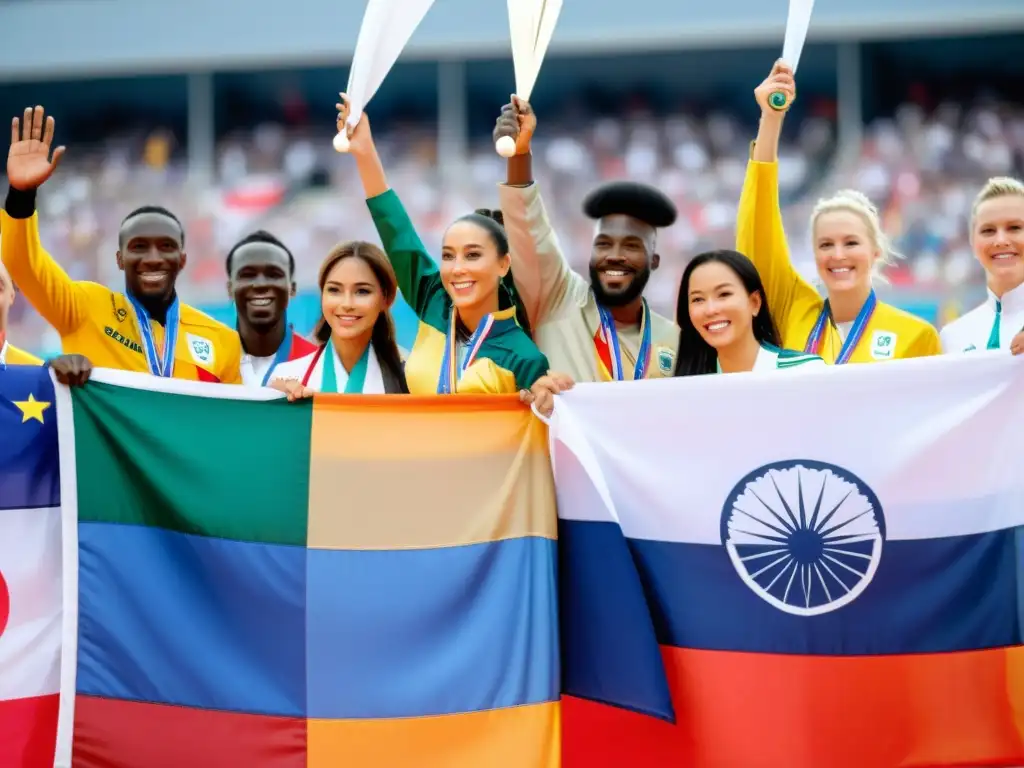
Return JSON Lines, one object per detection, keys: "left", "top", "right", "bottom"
{"left": 437, "top": 312, "right": 495, "bottom": 394}
{"left": 803, "top": 290, "right": 877, "bottom": 365}
{"left": 260, "top": 324, "right": 296, "bottom": 386}
{"left": 302, "top": 342, "right": 370, "bottom": 393}
{"left": 986, "top": 300, "right": 1002, "bottom": 350}
{"left": 128, "top": 293, "right": 180, "bottom": 378}
{"left": 594, "top": 300, "right": 652, "bottom": 381}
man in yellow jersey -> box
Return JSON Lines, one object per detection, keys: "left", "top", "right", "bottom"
{"left": 2, "top": 106, "right": 242, "bottom": 383}
{"left": 493, "top": 97, "right": 680, "bottom": 384}
{"left": 0, "top": 259, "right": 42, "bottom": 365}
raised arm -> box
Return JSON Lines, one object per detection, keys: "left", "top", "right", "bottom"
{"left": 338, "top": 97, "right": 446, "bottom": 322}
{"left": 494, "top": 98, "right": 585, "bottom": 327}
{"left": 3, "top": 107, "right": 88, "bottom": 336}
{"left": 736, "top": 64, "right": 817, "bottom": 324}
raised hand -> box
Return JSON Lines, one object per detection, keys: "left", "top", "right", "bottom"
{"left": 8, "top": 106, "right": 66, "bottom": 191}
{"left": 754, "top": 61, "right": 796, "bottom": 116}
{"left": 493, "top": 95, "right": 536, "bottom": 156}
{"left": 336, "top": 93, "right": 375, "bottom": 157}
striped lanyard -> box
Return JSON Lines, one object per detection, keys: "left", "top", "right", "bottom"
{"left": 260, "top": 324, "right": 295, "bottom": 386}
{"left": 437, "top": 312, "right": 495, "bottom": 394}
{"left": 986, "top": 300, "right": 1002, "bottom": 350}
{"left": 594, "top": 300, "right": 652, "bottom": 381}
{"left": 128, "top": 293, "right": 180, "bottom": 377}
{"left": 804, "top": 291, "right": 877, "bottom": 365}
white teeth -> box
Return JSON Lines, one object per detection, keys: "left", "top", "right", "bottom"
{"left": 604, "top": 270, "right": 629, "bottom": 277}
{"left": 452, "top": 282, "right": 474, "bottom": 289}
{"left": 829, "top": 267, "right": 852, "bottom": 274}
{"left": 706, "top": 321, "right": 730, "bottom": 332}
{"left": 249, "top": 298, "right": 272, "bottom": 306}
{"left": 992, "top": 253, "right": 1018, "bottom": 260}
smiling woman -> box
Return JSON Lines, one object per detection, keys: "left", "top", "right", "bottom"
{"left": 735, "top": 62, "right": 941, "bottom": 365}
{"left": 268, "top": 241, "right": 408, "bottom": 398}
{"left": 673, "top": 250, "right": 824, "bottom": 376}
{"left": 939, "top": 177, "right": 1024, "bottom": 354}
{"left": 336, "top": 95, "right": 549, "bottom": 396}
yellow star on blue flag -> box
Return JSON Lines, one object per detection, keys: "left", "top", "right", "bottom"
{"left": 14, "top": 393, "right": 51, "bottom": 423}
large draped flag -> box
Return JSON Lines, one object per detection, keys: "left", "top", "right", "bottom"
{"left": 0, "top": 365, "right": 62, "bottom": 768}
{"left": 550, "top": 351, "right": 1024, "bottom": 768}
{"left": 27, "top": 370, "right": 559, "bottom": 768}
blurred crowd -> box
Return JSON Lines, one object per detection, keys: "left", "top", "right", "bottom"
{"left": 6, "top": 93, "right": 1024, "bottom": 354}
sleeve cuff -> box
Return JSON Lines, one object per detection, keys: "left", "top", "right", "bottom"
{"left": 5, "top": 186, "right": 37, "bottom": 219}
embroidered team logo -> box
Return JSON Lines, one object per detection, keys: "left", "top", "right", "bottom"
{"left": 110, "top": 295, "right": 127, "bottom": 323}
{"left": 187, "top": 334, "right": 214, "bottom": 366}
{"left": 721, "top": 459, "right": 885, "bottom": 617}
{"left": 869, "top": 330, "right": 897, "bottom": 360}
{"left": 657, "top": 347, "right": 675, "bottom": 374}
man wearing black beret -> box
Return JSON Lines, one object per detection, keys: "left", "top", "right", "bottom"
{"left": 493, "top": 97, "right": 679, "bottom": 384}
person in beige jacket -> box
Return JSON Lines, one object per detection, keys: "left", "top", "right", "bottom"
{"left": 494, "top": 97, "right": 680, "bottom": 384}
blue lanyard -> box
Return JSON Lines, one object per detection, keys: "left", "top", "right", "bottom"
{"left": 260, "top": 324, "right": 295, "bottom": 386}
{"left": 596, "top": 300, "right": 652, "bottom": 380}
{"left": 804, "top": 290, "right": 877, "bottom": 365}
{"left": 437, "top": 313, "right": 495, "bottom": 394}
{"left": 128, "top": 293, "right": 179, "bottom": 377}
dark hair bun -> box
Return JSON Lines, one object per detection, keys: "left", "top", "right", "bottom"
{"left": 473, "top": 208, "right": 504, "bottom": 227}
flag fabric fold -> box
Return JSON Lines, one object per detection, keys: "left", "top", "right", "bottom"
{"left": 550, "top": 352, "right": 1024, "bottom": 768}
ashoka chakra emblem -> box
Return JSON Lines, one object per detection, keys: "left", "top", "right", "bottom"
{"left": 721, "top": 460, "right": 885, "bottom": 617}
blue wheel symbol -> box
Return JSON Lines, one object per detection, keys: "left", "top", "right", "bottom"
{"left": 721, "top": 460, "right": 885, "bottom": 616}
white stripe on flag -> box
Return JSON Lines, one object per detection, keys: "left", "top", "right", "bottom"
{"left": 550, "top": 351, "right": 1024, "bottom": 544}
{"left": 0, "top": 506, "right": 61, "bottom": 701}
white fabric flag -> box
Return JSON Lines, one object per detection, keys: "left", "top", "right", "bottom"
{"left": 496, "top": 0, "right": 563, "bottom": 156}
{"left": 551, "top": 352, "right": 1024, "bottom": 547}
{"left": 781, "top": 0, "right": 816, "bottom": 73}
{"left": 335, "top": 0, "right": 437, "bottom": 149}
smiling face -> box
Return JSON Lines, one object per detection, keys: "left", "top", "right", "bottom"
{"left": 321, "top": 255, "right": 386, "bottom": 342}
{"left": 812, "top": 210, "right": 879, "bottom": 296}
{"left": 229, "top": 242, "right": 294, "bottom": 331}
{"left": 588, "top": 215, "right": 658, "bottom": 307}
{"left": 440, "top": 220, "right": 509, "bottom": 313}
{"left": 972, "top": 194, "right": 1024, "bottom": 294}
{"left": 117, "top": 212, "right": 186, "bottom": 302}
{"left": 686, "top": 260, "right": 762, "bottom": 350}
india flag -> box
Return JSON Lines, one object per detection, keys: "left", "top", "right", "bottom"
{"left": 549, "top": 351, "right": 1024, "bottom": 768}
{"left": 50, "top": 370, "right": 560, "bottom": 768}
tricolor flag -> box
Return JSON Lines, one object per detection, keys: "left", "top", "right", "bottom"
{"left": 50, "top": 371, "right": 560, "bottom": 767}
{"left": 550, "top": 352, "right": 1024, "bottom": 768}
{"left": 0, "top": 365, "right": 62, "bottom": 768}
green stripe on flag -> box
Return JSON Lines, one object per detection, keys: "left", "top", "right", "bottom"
{"left": 72, "top": 382, "right": 310, "bottom": 546}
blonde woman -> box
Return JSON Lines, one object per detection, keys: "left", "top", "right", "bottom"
{"left": 940, "top": 177, "right": 1024, "bottom": 355}
{"left": 736, "top": 61, "right": 941, "bottom": 364}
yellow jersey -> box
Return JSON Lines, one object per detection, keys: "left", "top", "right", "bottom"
{"left": 1, "top": 211, "right": 242, "bottom": 383}
{"left": 1, "top": 341, "right": 42, "bottom": 365}
{"left": 735, "top": 159, "right": 941, "bottom": 363}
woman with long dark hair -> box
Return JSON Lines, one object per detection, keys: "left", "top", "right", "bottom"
{"left": 674, "top": 249, "right": 825, "bottom": 376}
{"left": 268, "top": 241, "right": 409, "bottom": 398}
{"left": 337, "top": 96, "right": 549, "bottom": 395}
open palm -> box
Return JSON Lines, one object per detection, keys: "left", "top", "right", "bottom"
{"left": 8, "top": 106, "right": 65, "bottom": 191}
